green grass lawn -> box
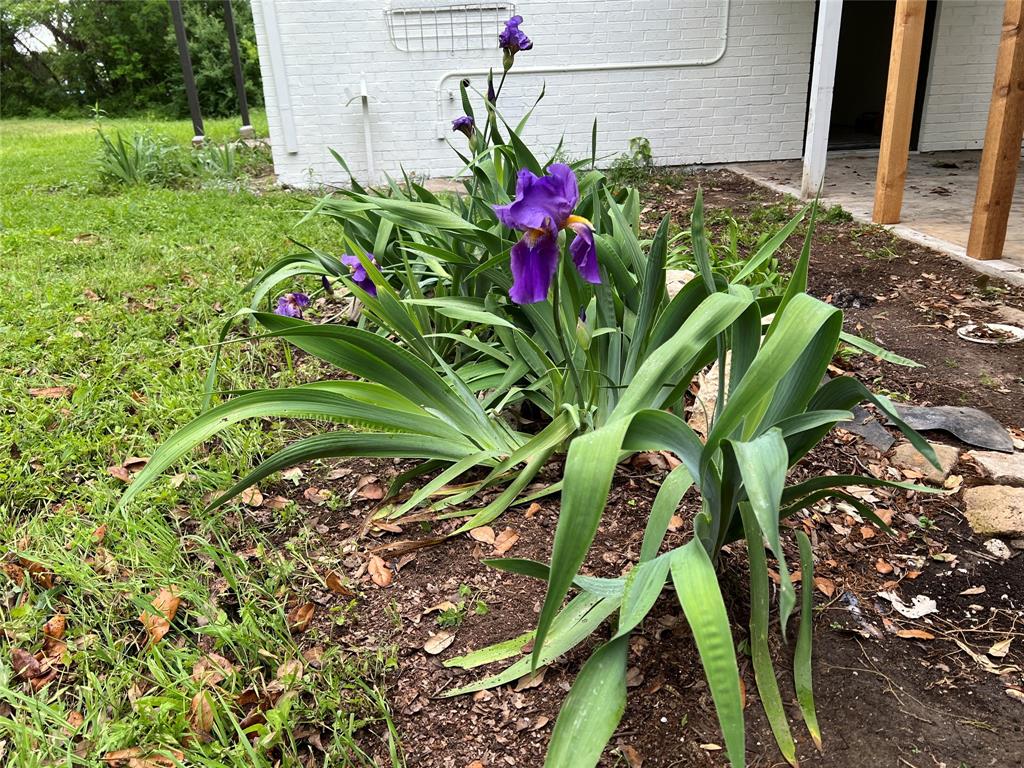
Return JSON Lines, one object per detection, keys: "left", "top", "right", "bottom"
{"left": 0, "top": 114, "right": 399, "bottom": 766}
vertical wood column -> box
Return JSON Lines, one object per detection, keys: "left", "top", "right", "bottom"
{"left": 801, "top": 0, "right": 845, "bottom": 199}
{"left": 872, "top": 0, "right": 928, "bottom": 224}
{"left": 967, "top": 0, "right": 1024, "bottom": 261}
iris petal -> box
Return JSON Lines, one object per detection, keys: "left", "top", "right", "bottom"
{"left": 568, "top": 223, "right": 601, "bottom": 284}
{"left": 509, "top": 229, "right": 560, "bottom": 304}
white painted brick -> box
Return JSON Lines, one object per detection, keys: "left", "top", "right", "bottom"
{"left": 918, "top": 0, "right": 1023, "bottom": 152}
{"left": 253, "top": 0, "right": 814, "bottom": 185}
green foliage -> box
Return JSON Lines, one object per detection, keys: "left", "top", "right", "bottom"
{"left": 118, "top": 49, "right": 940, "bottom": 767}
{"left": 1, "top": 0, "right": 262, "bottom": 118}
{"left": 94, "top": 121, "right": 269, "bottom": 189}
{"left": 606, "top": 136, "right": 654, "bottom": 188}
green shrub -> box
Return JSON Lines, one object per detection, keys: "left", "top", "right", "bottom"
{"left": 607, "top": 136, "right": 654, "bottom": 188}
{"left": 121, "top": 16, "right": 938, "bottom": 767}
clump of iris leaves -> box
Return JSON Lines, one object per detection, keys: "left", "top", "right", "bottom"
{"left": 121, "top": 17, "right": 941, "bottom": 768}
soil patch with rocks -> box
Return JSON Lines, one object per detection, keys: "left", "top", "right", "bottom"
{"left": 226, "top": 169, "right": 1024, "bottom": 767}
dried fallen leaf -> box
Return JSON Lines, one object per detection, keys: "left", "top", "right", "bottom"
{"left": 192, "top": 653, "right": 234, "bottom": 685}
{"left": 19, "top": 557, "right": 53, "bottom": 588}
{"left": 138, "top": 587, "right": 182, "bottom": 645}
{"left": 355, "top": 474, "right": 384, "bottom": 500}
{"left": 43, "top": 614, "right": 66, "bottom": 640}
{"left": 859, "top": 525, "right": 876, "bottom": 540}
{"left": 620, "top": 744, "right": 644, "bottom": 768}
{"left": 107, "top": 465, "right": 132, "bottom": 484}
{"left": 122, "top": 456, "right": 149, "bottom": 472}
{"left": 423, "top": 631, "right": 455, "bottom": 655}
{"left": 875, "top": 558, "right": 894, "bottom": 575}
{"left": 325, "top": 570, "right": 354, "bottom": 596}
{"left": 368, "top": 555, "right": 392, "bottom": 587}
{"left": 989, "top": 638, "right": 1012, "bottom": 659}
{"left": 29, "top": 386, "right": 72, "bottom": 399}
{"left": 493, "top": 527, "right": 519, "bottom": 555}
{"left": 514, "top": 667, "right": 547, "bottom": 691}
{"left": 303, "top": 486, "right": 328, "bottom": 504}
{"left": 896, "top": 629, "right": 935, "bottom": 641}
{"left": 101, "top": 747, "right": 185, "bottom": 767}
{"left": 287, "top": 602, "right": 315, "bottom": 634}
{"left": 959, "top": 585, "right": 986, "bottom": 596}
{"left": 667, "top": 515, "right": 684, "bottom": 532}
{"left": 189, "top": 690, "right": 215, "bottom": 738}
{"left": 469, "top": 526, "right": 496, "bottom": 545}
{"left": 814, "top": 577, "right": 836, "bottom": 598}
{"left": 264, "top": 495, "right": 291, "bottom": 510}
{"left": 3, "top": 562, "right": 25, "bottom": 585}
{"left": 91, "top": 524, "right": 107, "bottom": 543}
{"left": 275, "top": 659, "right": 304, "bottom": 684}
{"left": 373, "top": 521, "right": 402, "bottom": 533}
{"left": 66, "top": 711, "right": 84, "bottom": 731}
{"left": 240, "top": 487, "right": 263, "bottom": 507}
{"left": 12, "top": 648, "right": 41, "bottom": 680}
{"left": 324, "top": 466, "right": 353, "bottom": 481}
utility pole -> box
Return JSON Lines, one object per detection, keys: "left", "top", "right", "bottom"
{"left": 168, "top": 0, "right": 204, "bottom": 146}
{"left": 222, "top": 0, "right": 254, "bottom": 139}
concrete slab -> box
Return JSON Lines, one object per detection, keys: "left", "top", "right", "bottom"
{"left": 730, "top": 151, "right": 1024, "bottom": 286}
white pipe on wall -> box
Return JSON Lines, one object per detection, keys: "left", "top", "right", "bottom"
{"left": 260, "top": 0, "right": 299, "bottom": 154}
{"left": 434, "top": 0, "right": 732, "bottom": 138}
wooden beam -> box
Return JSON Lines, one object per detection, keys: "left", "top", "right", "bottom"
{"left": 967, "top": 0, "right": 1024, "bottom": 261}
{"left": 872, "top": 0, "right": 928, "bottom": 224}
{"left": 801, "top": 0, "right": 844, "bottom": 199}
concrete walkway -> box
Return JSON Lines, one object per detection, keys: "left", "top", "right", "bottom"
{"left": 730, "top": 151, "right": 1024, "bottom": 285}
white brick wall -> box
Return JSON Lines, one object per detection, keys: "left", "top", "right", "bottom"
{"left": 917, "top": 0, "right": 1020, "bottom": 152}
{"left": 252, "top": 0, "right": 815, "bottom": 187}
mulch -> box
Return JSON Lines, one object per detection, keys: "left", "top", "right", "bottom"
{"left": 231, "top": 169, "right": 1024, "bottom": 767}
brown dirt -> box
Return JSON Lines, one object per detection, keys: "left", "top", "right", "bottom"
{"left": 641, "top": 169, "right": 1024, "bottom": 429}
{"left": 234, "top": 169, "right": 1024, "bottom": 767}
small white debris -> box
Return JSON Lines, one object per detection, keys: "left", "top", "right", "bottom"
{"left": 982, "top": 538, "right": 1013, "bottom": 560}
{"left": 877, "top": 591, "right": 938, "bottom": 619}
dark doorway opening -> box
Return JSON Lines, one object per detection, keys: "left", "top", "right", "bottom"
{"left": 825, "top": 0, "right": 937, "bottom": 150}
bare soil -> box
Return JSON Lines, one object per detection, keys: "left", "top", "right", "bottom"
{"left": 238, "top": 169, "right": 1024, "bottom": 767}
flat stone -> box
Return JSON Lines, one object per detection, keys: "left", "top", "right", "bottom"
{"left": 970, "top": 450, "right": 1024, "bottom": 487}
{"left": 687, "top": 355, "right": 730, "bottom": 438}
{"left": 838, "top": 405, "right": 896, "bottom": 451}
{"left": 888, "top": 405, "right": 1014, "bottom": 453}
{"left": 665, "top": 269, "right": 696, "bottom": 299}
{"left": 891, "top": 442, "right": 960, "bottom": 484}
{"left": 963, "top": 486, "right": 1024, "bottom": 538}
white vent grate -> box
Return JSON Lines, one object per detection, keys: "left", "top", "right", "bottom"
{"left": 384, "top": 2, "right": 515, "bottom": 53}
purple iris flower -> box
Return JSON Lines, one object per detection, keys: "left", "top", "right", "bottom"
{"left": 499, "top": 15, "right": 532, "bottom": 56}
{"left": 499, "top": 15, "right": 531, "bottom": 70}
{"left": 492, "top": 163, "right": 600, "bottom": 304}
{"left": 275, "top": 292, "right": 310, "bottom": 318}
{"left": 340, "top": 253, "right": 378, "bottom": 297}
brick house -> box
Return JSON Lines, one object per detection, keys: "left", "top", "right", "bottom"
{"left": 250, "top": 0, "right": 1022, "bottom": 261}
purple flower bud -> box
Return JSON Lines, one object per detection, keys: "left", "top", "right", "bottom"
{"left": 452, "top": 115, "right": 475, "bottom": 138}
{"left": 274, "top": 292, "right": 310, "bottom": 318}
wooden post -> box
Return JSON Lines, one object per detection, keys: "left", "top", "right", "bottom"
{"left": 872, "top": 0, "right": 928, "bottom": 224}
{"left": 967, "top": 0, "right": 1024, "bottom": 261}
{"left": 801, "top": 0, "right": 844, "bottom": 199}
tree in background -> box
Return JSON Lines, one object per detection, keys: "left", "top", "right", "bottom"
{"left": 0, "top": 0, "right": 263, "bottom": 118}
